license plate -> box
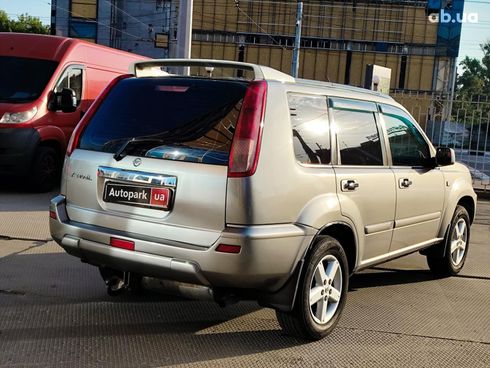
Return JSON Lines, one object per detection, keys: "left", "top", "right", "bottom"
{"left": 103, "top": 183, "right": 171, "bottom": 210}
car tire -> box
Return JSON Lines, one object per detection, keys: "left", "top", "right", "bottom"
{"left": 426, "top": 205, "right": 470, "bottom": 277}
{"left": 276, "top": 236, "right": 349, "bottom": 340}
{"left": 31, "top": 146, "right": 60, "bottom": 192}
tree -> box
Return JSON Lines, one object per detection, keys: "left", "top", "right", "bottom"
{"left": 0, "top": 10, "right": 49, "bottom": 34}
{"left": 0, "top": 10, "right": 11, "bottom": 32}
{"left": 457, "top": 41, "right": 490, "bottom": 96}
{"left": 453, "top": 42, "right": 490, "bottom": 150}
{"left": 457, "top": 56, "right": 485, "bottom": 96}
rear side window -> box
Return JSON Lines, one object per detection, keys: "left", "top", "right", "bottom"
{"left": 332, "top": 101, "right": 383, "bottom": 166}
{"left": 288, "top": 93, "right": 330, "bottom": 165}
{"left": 79, "top": 78, "right": 248, "bottom": 165}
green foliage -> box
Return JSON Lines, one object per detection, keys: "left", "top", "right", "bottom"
{"left": 457, "top": 42, "right": 490, "bottom": 96}
{"left": 454, "top": 42, "right": 490, "bottom": 126}
{"left": 0, "top": 10, "right": 49, "bottom": 34}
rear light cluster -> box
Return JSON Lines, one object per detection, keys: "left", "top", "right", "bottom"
{"left": 228, "top": 80, "right": 267, "bottom": 178}
{"left": 66, "top": 74, "right": 133, "bottom": 156}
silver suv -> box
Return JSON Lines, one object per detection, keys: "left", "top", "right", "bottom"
{"left": 50, "top": 60, "right": 477, "bottom": 340}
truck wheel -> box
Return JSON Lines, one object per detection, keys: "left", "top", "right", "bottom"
{"left": 426, "top": 205, "right": 470, "bottom": 277}
{"left": 32, "top": 146, "right": 60, "bottom": 192}
{"left": 276, "top": 236, "right": 349, "bottom": 340}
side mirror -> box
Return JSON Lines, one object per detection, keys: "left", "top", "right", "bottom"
{"left": 59, "top": 88, "right": 77, "bottom": 113}
{"left": 436, "top": 147, "right": 455, "bottom": 166}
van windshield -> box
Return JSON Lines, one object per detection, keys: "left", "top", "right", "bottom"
{"left": 79, "top": 77, "right": 248, "bottom": 165}
{"left": 0, "top": 56, "right": 58, "bottom": 103}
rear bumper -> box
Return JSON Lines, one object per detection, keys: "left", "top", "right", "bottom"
{"left": 49, "top": 195, "right": 315, "bottom": 292}
{"left": 0, "top": 127, "right": 40, "bottom": 176}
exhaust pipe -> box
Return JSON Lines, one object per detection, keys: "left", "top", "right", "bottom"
{"left": 99, "top": 267, "right": 141, "bottom": 296}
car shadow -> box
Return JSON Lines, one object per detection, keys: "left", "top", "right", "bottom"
{"left": 349, "top": 266, "right": 437, "bottom": 291}
{"left": 0, "top": 251, "right": 308, "bottom": 367}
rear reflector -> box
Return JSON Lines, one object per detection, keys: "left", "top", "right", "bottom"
{"left": 216, "top": 244, "right": 241, "bottom": 254}
{"left": 49, "top": 211, "right": 57, "bottom": 220}
{"left": 110, "top": 237, "right": 135, "bottom": 251}
{"left": 228, "top": 80, "right": 267, "bottom": 177}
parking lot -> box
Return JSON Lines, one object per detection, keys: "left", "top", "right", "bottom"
{"left": 0, "top": 188, "right": 489, "bottom": 368}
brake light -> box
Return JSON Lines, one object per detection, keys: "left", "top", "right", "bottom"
{"left": 228, "top": 80, "right": 267, "bottom": 177}
{"left": 216, "top": 244, "right": 241, "bottom": 254}
{"left": 49, "top": 210, "right": 57, "bottom": 220}
{"left": 110, "top": 237, "right": 135, "bottom": 251}
{"left": 66, "top": 74, "right": 133, "bottom": 156}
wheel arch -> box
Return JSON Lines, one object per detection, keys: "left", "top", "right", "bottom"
{"left": 457, "top": 196, "right": 475, "bottom": 224}
{"left": 310, "top": 222, "right": 358, "bottom": 275}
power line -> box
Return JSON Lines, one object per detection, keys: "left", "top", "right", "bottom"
{"left": 234, "top": 1, "right": 286, "bottom": 50}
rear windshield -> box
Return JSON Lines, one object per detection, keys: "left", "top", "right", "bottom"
{"left": 79, "top": 77, "right": 248, "bottom": 165}
{"left": 0, "top": 56, "right": 58, "bottom": 103}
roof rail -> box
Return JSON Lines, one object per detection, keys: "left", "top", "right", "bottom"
{"left": 296, "top": 78, "right": 394, "bottom": 100}
{"left": 130, "top": 59, "right": 295, "bottom": 83}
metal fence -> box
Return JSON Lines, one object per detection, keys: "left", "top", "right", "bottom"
{"left": 392, "top": 92, "right": 490, "bottom": 191}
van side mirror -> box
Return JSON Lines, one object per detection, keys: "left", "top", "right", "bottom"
{"left": 48, "top": 88, "right": 77, "bottom": 113}
{"left": 59, "top": 88, "right": 78, "bottom": 113}
{"left": 436, "top": 147, "right": 455, "bottom": 166}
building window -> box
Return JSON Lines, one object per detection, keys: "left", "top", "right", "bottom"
{"left": 69, "top": 21, "right": 97, "bottom": 41}
{"left": 71, "top": 0, "right": 97, "bottom": 20}
{"left": 69, "top": 0, "right": 97, "bottom": 42}
{"left": 155, "top": 33, "right": 169, "bottom": 48}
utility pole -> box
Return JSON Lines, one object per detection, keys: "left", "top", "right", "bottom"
{"left": 291, "top": 1, "right": 303, "bottom": 78}
{"left": 176, "top": 0, "right": 193, "bottom": 74}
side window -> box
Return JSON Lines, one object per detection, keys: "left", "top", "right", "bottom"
{"left": 380, "top": 104, "right": 430, "bottom": 167}
{"left": 55, "top": 67, "right": 83, "bottom": 105}
{"left": 288, "top": 93, "right": 330, "bottom": 165}
{"left": 332, "top": 103, "right": 383, "bottom": 166}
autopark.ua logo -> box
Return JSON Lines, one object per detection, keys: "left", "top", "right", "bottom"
{"left": 428, "top": 10, "right": 478, "bottom": 24}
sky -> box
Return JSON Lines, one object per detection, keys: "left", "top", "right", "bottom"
{"left": 0, "top": 0, "right": 489, "bottom": 64}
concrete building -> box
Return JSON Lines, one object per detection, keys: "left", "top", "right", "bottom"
{"left": 51, "top": 0, "right": 174, "bottom": 58}
{"left": 51, "top": 0, "right": 465, "bottom": 119}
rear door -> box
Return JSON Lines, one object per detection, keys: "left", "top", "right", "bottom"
{"left": 379, "top": 104, "right": 445, "bottom": 251}
{"left": 331, "top": 98, "right": 396, "bottom": 262}
{"left": 66, "top": 77, "right": 248, "bottom": 248}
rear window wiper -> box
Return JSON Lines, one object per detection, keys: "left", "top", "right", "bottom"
{"left": 113, "top": 137, "right": 168, "bottom": 161}
{"left": 112, "top": 137, "right": 195, "bottom": 161}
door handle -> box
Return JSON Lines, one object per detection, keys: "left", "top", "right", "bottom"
{"left": 341, "top": 179, "right": 359, "bottom": 191}
{"left": 399, "top": 178, "right": 413, "bottom": 188}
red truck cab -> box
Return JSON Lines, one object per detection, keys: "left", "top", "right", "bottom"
{"left": 0, "top": 33, "right": 149, "bottom": 191}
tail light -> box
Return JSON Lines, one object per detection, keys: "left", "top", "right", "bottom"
{"left": 228, "top": 80, "right": 267, "bottom": 177}
{"left": 66, "top": 74, "right": 133, "bottom": 156}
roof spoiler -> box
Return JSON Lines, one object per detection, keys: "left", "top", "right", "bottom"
{"left": 129, "top": 59, "right": 295, "bottom": 83}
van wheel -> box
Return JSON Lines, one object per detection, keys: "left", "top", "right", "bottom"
{"left": 32, "top": 146, "right": 60, "bottom": 192}
{"left": 426, "top": 205, "right": 470, "bottom": 277}
{"left": 276, "top": 236, "right": 348, "bottom": 340}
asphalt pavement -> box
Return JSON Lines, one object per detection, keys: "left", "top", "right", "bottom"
{"left": 0, "top": 188, "right": 488, "bottom": 367}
